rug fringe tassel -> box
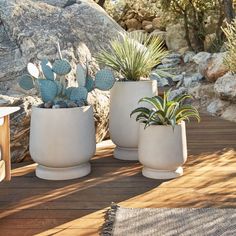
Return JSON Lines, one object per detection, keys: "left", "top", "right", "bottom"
{"left": 100, "top": 202, "right": 119, "bottom": 236}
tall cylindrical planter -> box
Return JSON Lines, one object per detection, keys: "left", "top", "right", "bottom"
{"left": 109, "top": 80, "right": 157, "bottom": 160}
{"left": 138, "top": 122, "right": 187, "bottom": 179}
{"left": 30, "top": 106, "right": 96, "bottom": 180}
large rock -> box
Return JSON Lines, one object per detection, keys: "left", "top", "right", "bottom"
{"left": 0, "top": 0, "right": 124, "bottom": 162}
{"left": 143, "top": 24, "right": 154, "bottom": 33}
{"left": 221, "top": 105, "right": 236, "bottom": 122}
{"left": 150, "top": 30, "right": 166, "bottom": 42}
{"left": 165, "top": 24, "right": 188, "bottom": 51}
{"left": 207, "top": 99, "right": 230, "bottom": 116}
{"left": 152, "top": 17, "right": 162, "bottom": 30}
{"left": 192, "top": 52, "right": 211, "bottom": 65}
{"left": 142, "top": 20, "right": 152, "bottom": 28}
{"left": 214, "top": 72, "right": 236, "bottom": 102}
{"left": 125, "top": 18, "right": 142, "bottom": 30}
{"left": 203, "top": 53, "right": 228, "bottom": 82}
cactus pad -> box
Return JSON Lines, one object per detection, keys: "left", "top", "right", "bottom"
{"left": 27, "top": 63, "right": 40, "bottom": 78}
{"left": 38, "top": 79, "right": 58, "bottom": 102}
{"left": 76, "top": 64, "right": 86, "bottom": 87}
{"left": 52, "top": 59, "right": 71, "bottom": 75}
{"left": 18, "top": 75, "right": 34, "bottom": 90}
{"left": 70, "top": 87, "right": 88, "bottom": 102}
{"left": 95, "top": 69, "right": 115, "bottom": 91}
{"left": 65, "top": 87, "right": 73, "bottom": 98}
{"left": 54, "top": 80, "right": 63, "bottom": 95}
{"left": 85, "top": 75, "right": 94, "bottom": 92}
{"left": 41, "top": 61, "right": 55, "bottom": 81}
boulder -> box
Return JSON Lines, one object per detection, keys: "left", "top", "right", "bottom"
{"left": 221, "top": 105, "right": 236, "bottom": 122}
{"left": 214, "top": 72, "right": 236, "bottom": 102}
{"left": 207, "top": 99, "right": 230, "bottom": 116}
{"left": 125, "top": 18, "right": 142, "bottom": 30}
{"left": 126, "top": 12, "right": 135, "bottom": 20}
{"left": 169, "top": 87, "right": 187, "bottom": 100}
{"left": 142, "top": 20, "right": 153, "bottom": 28}
{"left": 143, "top": 24, "right": 154, "bottom": 33}
{"left": 192, "top": 52, "right": 211, "bottom": 65}
{"left": 150, "top": 30, "right": 166, "bottom": 42}
{"left": 183, "top": 73, "right": 203, "bottom": 87}
{"left": 183, "top": 51, "right": 196, "bottom": 64}
{"left": 203, "top": 53, "right": 228, "bottom": 82}
{"left": 161, "top": 53, "right": 181, "bottom": 67}
{"left": 166, "top": 24, "right": 188, "bottom": 51}
{"left": 0, "top": 0, "right": 124, "bottom": 162}
{"left": 204, "top": 33, "right": 216, "bottom": 51}
{"left": 152, "top": 17, "right": 162, "bottom": 30}
{"left": 188, "top": 83, "right": 215, "bottom": 108}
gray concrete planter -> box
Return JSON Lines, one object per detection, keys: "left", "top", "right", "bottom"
{"left": 30, "top": 106, "right": 96, "bottom": 180}
{"left": 138, "top": 122, "right": 187, "bottom": 179}
{"left": 109, "top": 80, "right": 157, "bottom": 161}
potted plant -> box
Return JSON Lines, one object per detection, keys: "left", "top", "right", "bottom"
{"left": 130, "top": 91, "right": 200, "bottom": 179}
{"left": 18, "top": 45, "right": 115, "bottom": 180}
{"left": 97, "top": 32, "right": 168, "bottom": 160}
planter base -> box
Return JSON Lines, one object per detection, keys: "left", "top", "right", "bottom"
{"left": 114, "top": 146, "right": 138, "bottom": 161}
{"left": 35, "top": 162, "right": 91, "bottom": 180}
{"left": 142, "top": 166, "right": 183, "bottom": 179}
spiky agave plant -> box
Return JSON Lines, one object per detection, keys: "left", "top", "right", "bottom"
{"left": 97, "top": 31, "right": 168, "bottom": 81}
{"left": 130, "top": 90, "right": 200, "bottom": 129}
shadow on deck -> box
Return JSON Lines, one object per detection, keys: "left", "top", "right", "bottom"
{"left": 0, "top": 113, "right": 236, "bottom": 235}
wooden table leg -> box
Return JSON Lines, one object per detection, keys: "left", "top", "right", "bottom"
{"left": 0, "top": 115, "right": 11, "bottom": 181}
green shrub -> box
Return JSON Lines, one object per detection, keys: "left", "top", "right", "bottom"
{"left": 223, "top": 19, "right": 236, "bottom": 73}
{"left": 160, "top": 0, "right": 225, "bottom": 52}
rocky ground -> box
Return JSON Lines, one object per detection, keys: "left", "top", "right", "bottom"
{"left": 152, "top": 50, "right": 236, "bottom": 123}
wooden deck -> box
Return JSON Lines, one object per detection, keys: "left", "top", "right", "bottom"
{"left": 0, "top": 113, "right": 236, "bottom": 236}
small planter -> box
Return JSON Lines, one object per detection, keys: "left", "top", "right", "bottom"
{"left": 138, "top": 122, "right": 187, "bottom": 179}
{"left": 109, "top": 80, "right": 157, "bottom": 160}
{"left": 30, "top": 106, "right": 96, "bottom": 180}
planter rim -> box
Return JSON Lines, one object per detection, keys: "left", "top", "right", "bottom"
{"left": 115, "top": 80, "right": 152, "bottom": 83}
{"left": 139, "top": 121, "right": 185, "bottom": 128}
{"left": 32, "top": 105, "right": 92, "bottom": 111}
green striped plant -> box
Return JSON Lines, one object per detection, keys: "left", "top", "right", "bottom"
{"left": 130, "top": 90, "right": 200, "bottom": 129}
{"left": 97, "top": 31, "right": 168, "bottom": 81}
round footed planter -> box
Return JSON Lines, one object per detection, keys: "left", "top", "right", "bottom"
{"left": 30, "top": 106, "right": 96, "bottom": 180}
{"left": 142, "top": 166, "right": 183, "bottom": 179}
{"left": 113, "top": 146, "right": 138, "bottom": 161}
{"left": 138, "top": 122, "right": 187, "bottom": 179}
{"left": 36, "top": 163, "right": 91, "bottom": 181}
{"left": 109, "top": 80, "right": 157, "bottom": 161}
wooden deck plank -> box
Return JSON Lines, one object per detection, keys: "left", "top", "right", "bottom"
{"left": 0, "top": 113, "right": 236, "bottom": 236}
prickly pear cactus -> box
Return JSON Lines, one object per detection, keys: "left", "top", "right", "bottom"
{"left": 38, "top": 79, "right": 58, "bottom": 103}
{"left": 85, "top": 75, "right": 94, "bottom": 92}
{"left": 76, "top": 64, "right": 86, "bottom": 87}
{"left": 27, "top": 62, "right": 40, "bottom": 78}
{"left": 95, "top": 69, "right": 115, "bottom": 91}
{"left": 18, "top": 74, "right": 34, "bottom": 90}
{"left": 52, "top": 59, "right": 71, "bottom": 75}
{"left": 70, "top": 87, "right": 88, "bottom": 102}
{"left": 18, "top": 44, "right": 116, "bottom": 109}
{"left": 65, "top": 87, "right": 73, "bottom": 98}
{"left": 54, "top": 80, "right": 63, "bottom": 95}
{"left": 41, "top": 60, "right": 55, "bottom": 81}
